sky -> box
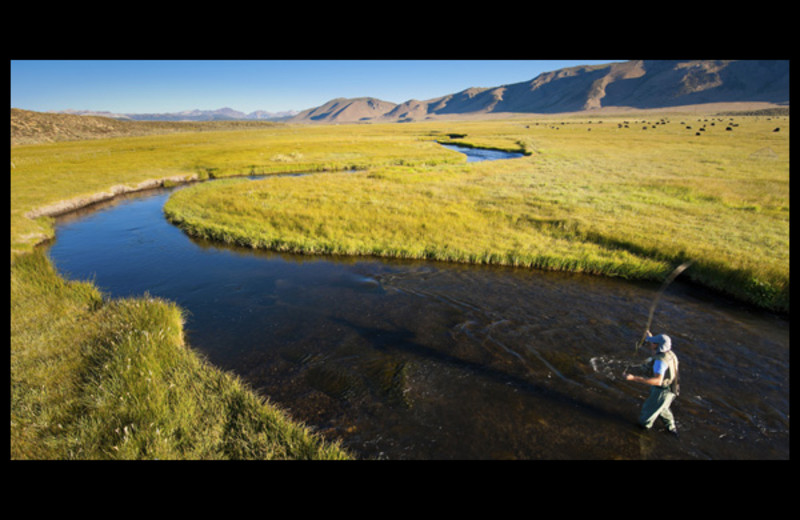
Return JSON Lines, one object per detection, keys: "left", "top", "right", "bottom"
{"left": 10, "top": 60, "right": 622, "bottom": 115}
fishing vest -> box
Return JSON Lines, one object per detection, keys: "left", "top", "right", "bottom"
{"left": 653, "top": 351, "right": 680, "bottom": 396}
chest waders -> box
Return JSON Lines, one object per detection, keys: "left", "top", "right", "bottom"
{"left": 656, "top": 351, "right": 679, "bottom": 396}
{"left": 638, "top": 351, "right": 679, "bottom": 431}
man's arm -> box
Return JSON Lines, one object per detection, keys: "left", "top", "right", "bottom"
{"left": 624, "top": 372, "right": 665, "bottom": 387}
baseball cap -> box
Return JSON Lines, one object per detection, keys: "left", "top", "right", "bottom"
{"left": 644, "top": 334, "right": 672, "bottom": 352}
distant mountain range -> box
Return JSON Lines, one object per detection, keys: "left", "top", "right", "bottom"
{"left": 51, "top": 60, "right": 788, "bottom": 124}
{"left": 55, "top": 107, "right": 299, "bottom": 122}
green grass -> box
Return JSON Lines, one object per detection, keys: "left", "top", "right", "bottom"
{"left": 11, "top": 250, "right": 348, "bottom": 459}
{"left": 11, "top": 124, "right": 462, "bottom": 254}
{"left": 10, "top": 113, "right": 789, "bottom": 458}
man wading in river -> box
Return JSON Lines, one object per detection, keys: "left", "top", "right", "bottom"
{"left": 624, "top": 332, "right": 680, "bottom": 436}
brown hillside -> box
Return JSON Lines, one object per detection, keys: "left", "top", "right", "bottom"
{"left": 289, "top": 60, "right": 789, "bottom": 123}
{"left": 291, "top": 97, "right": 398, "bottom": 123}
{"left": 11, "top": 108, "right": 280, "bottom": 146}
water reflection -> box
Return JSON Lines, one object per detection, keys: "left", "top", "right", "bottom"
{"left": 440, "top": 143, "right": 525, "bottom": 162}
{"left": 44, "top": 147, "right": 789, "bottom": 459}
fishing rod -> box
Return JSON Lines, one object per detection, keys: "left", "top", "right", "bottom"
{"left": 635, "top": 260, "right": 693, "bottom": 353}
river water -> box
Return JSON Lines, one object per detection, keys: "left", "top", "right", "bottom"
{"left": 44, "top": 145, "right": 789, "bottom": 459}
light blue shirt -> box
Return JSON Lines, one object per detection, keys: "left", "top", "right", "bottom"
{"left": 653, "top": 359, "right": 667, "bottom": 375}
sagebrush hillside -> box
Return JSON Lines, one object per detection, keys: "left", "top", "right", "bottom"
{"left": 10, "top": 108, "right": 280, "bottom": 145}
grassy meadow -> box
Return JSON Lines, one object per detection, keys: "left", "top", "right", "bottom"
{"left": 164, "top": 115, "right": 790, "bottom": 313}
{"left": 10, "top": 112, "right": 789, "bottom": 459}
{"left": 10, "top": 124, "right": 463, "bottom": 255}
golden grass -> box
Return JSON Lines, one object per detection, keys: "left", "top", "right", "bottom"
{"left": 10, "top": 112, "right": 789, "bottom": 458}
{"left": 10, "top": 124, "right": 462, "bottom": 254}
{"left": 164, "top": 115, "right": 790, "bottom": 312}
{"left": 10, "top": 250, "right": 349, "bottom": 459}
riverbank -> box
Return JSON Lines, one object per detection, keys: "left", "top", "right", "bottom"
{"left": 11, "top": 249, "right": 350, "bottom": 459}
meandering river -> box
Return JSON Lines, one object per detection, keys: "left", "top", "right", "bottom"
{"left": 44, "top": 145, "right": 789, "bottom": 459}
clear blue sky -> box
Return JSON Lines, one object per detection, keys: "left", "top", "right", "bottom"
{"left": 11, "top": 60, "right": 622, "bottom": 114}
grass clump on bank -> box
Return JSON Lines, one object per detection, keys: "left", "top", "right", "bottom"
{"left": 11, "top": 250, "right": 348, "bottom": 459}
{"left": 164, "top": 168, "right": 668, "bottom": 277}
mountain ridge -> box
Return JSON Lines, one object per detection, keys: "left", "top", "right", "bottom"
{"left": 292, "top": 97, "right": 398, "bottom": 122}
{"left": 290, "top": 59, "right": 789, "bottom": 123}
{"left": 55, "top": 107, "right": 298, "bottom": 122}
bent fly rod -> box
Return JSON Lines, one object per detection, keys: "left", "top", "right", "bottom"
{"left": 636, "top": 260, "right": 693, "bottom": 353}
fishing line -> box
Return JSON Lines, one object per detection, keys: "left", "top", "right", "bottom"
{"left": 635, "top": 260, "right": 693, "bottom": 353}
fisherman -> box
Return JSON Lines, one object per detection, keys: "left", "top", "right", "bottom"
{"left": 624, "top": 331, "right": 680, "bottom": 436}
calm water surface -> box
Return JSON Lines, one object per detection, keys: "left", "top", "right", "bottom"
{"left": 44, "top": 146, "right": 789, "bottom": 459}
